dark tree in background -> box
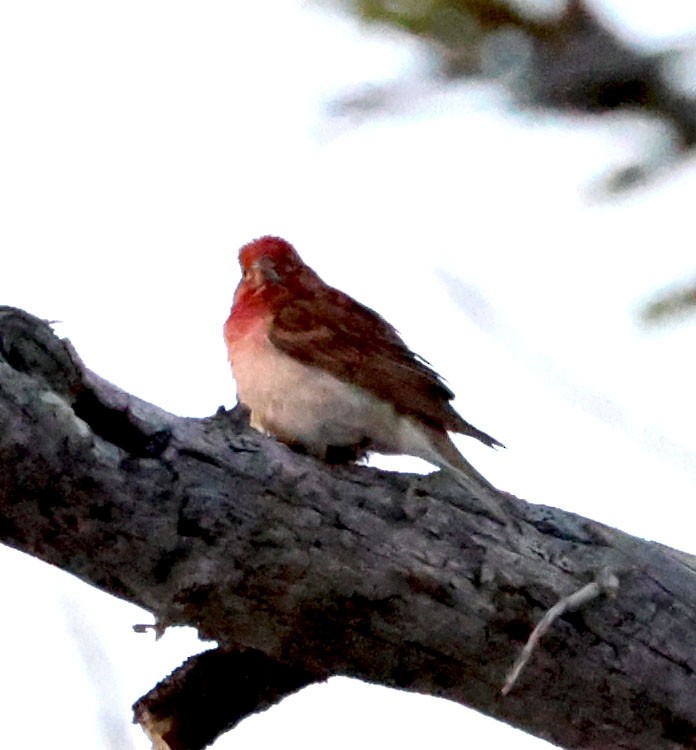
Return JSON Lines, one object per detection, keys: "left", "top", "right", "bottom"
{"left": 341, "top": 0, "right": 696, "bottom": 321}
{"left": 347, "top": 0, "right": 696, "bottom": 141}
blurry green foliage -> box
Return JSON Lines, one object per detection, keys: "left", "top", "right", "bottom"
{"left": 352, "top": 0, "right": 549, "bottom": 74}
{"left": 641, "top": 280, "right": 696, "bottom": 325}
{"left": 342, "top": 0, "right": 696, "bottom": 134}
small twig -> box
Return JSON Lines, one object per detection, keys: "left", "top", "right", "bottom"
{"left": 133, "top": 621, "right": 168, "bottom": 639}
{"left": 502, "top": 567, "right": 619, "bottom": 695}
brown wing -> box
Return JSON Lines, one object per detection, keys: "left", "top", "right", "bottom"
{"left": 269, "top": 283, "right": 503, "bottom": 448}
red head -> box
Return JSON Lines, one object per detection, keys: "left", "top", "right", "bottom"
{"left": 238, "top": 236, "right": 305, "bottom": 289}
{"left": 229, "top": 236, "right": 312, "bottom": 331}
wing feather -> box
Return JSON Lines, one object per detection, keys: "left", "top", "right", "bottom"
{"left": 269, "top": 285, "right": 502, "bottom": 448}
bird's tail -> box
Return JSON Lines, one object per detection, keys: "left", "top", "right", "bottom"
{"left": 425, "top": 427, "right": 496, "bottom": 489}
{"left": 423, "top": 428, "right": 507, "bottom": 523}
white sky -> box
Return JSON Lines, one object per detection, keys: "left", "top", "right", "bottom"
{"left": 1, "top": 1, "right": 695, "bottom": 748}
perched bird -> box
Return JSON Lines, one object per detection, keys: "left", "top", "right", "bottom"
{"left": 224, "top": 235, "right": 503, "bottom": 495}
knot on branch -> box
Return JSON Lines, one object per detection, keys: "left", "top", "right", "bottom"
{"left": 0, "top": 305, "right": 174, "bottom": 458}
{"left": 0, "top": 306, "right": 83, "bottom": 398}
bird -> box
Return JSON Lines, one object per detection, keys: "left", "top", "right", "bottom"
{"left": 223, "top": 235, "right": 504, "bottom": 499}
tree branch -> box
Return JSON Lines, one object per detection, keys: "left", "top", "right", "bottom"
{"left": 133, "top": 648, "right": 316, "bottom": 750}
{"left": 1, "top": 306, "right": 696, "bottom": 749}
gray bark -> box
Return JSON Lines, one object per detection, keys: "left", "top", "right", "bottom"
{"left": 1, "top": 305, "right": 695, "bottom": 749}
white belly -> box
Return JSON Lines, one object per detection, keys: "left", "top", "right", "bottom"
{"left": 228, "top": 326, "right": 434, "bottom": 462}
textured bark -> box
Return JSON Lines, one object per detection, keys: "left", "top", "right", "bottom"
{"left": 1, "top": 305, "right": 696, "bottom": 749}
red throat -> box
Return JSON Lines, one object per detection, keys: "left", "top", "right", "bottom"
{"left": 226, "top": 282, "right": 268, "bottom": 340}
